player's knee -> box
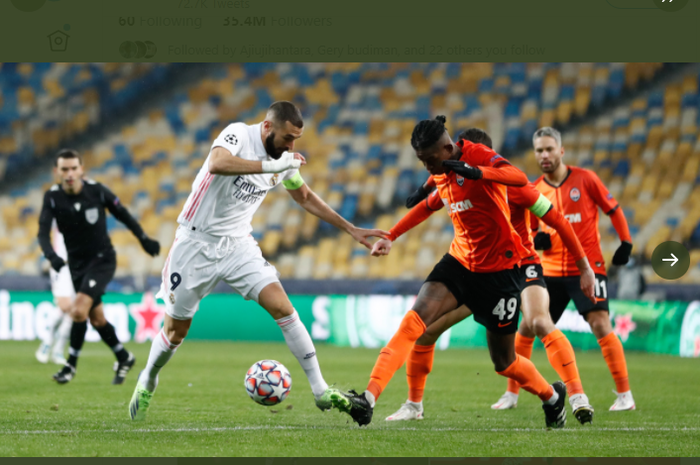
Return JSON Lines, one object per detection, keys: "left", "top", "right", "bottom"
{"left": 528, "top": 316, "right": 554, "bottom": 338}
{"left": 586, "top": 311, "right": 611, "bottom": 337}
{"left": 417, "top": 331, "right": 439, "bottom": 346}
{"left": 492, "top": 356, "right": 513, "bottom": 373}
{"left": 89, "top": 313, "right": 107, "bottom": 328}
{"left": 167, "top": 327, "right": 188, "bottom": 345}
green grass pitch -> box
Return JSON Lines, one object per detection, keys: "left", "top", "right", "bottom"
{"left": 1, "top": 340, "right": 699, "bottom": 457}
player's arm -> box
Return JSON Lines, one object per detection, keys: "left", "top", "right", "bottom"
{"left": 100, "top": 185, "right": 160, "bottom": 257}
{"left": 285, "top": 174, "right": 388, "bottom": 249}
{"left": 586, "top": 172, "right": 633, "bottom": 265}
{"left": 406, "top": 176, "right": 437, "bottom": 208}
{"left": 530, "top": 194, "right": 595, "bottom": 303}
{"left": 208, "top": 147, "right": 306, "bottom": 176}
{"left": 442, "top": 145, "right": 528, "bottom": 186}
{"left": 38, "top": 192, "right": 65, "bottom": 272}
{"left": 373, "top": 191, "right": 444, "bottom": 256}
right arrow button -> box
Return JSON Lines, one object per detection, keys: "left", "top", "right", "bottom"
{"left": 652, "top": 242, "right": 690, "bottom": 279}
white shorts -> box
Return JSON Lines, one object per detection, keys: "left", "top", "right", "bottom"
{"left": 156, "top": 227, "right": 281, "bottom": 320}
{"left": 50, "top": 264, "right": 76, "bottom": 299}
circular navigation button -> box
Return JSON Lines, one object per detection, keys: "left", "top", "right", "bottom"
{"left": 651, "top": 241, "right": 690, "bottom": 280}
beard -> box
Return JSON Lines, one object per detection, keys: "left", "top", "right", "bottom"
{"left": 265, "top": 132, "right": 285, "bottom": 159}
{"left": 540, "top": 158, "right": 559, "bottom": 173}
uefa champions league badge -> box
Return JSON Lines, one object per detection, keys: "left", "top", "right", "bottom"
{"left": 570, "top": 187, "right": 581, "bottom": 202}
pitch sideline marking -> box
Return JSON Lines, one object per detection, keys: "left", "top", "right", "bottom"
{"left": 3, "top": 426, "right": 700, "bottom": 435}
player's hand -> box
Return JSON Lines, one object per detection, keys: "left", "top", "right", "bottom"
{"left": 140, "top": 235, "right": 161, "bottom": 257}
{"left": 262, "top": 152, "right": 305, "bottom": 173}
{"left": 406, "top": 184, "right": 430, "bottom": 208}
{"left": 441, "top": 160, "right": 483, "bottom": 180}
{"left": 579, "top": 265, "right": 596, "bottom": 304}
{"left": 350, "top": 227, "right": 390, "bottom": 250}
{"left": 49, "top": 256, "right": 66, "bottom": 272}
{"left": 612, "top": 241, "right": 633, "bottom": 266}
{"left": 533, "top": 231, "right": 552, "bottom": 250}
{"left": 371, "top": 238, "right": 393, "bottom": 257}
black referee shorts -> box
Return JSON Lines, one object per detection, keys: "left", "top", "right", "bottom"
{"left": 70, "top": 250, "right": 116, "bottom": 307}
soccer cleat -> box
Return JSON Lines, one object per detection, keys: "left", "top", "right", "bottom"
{"left": 330, "top": 389, "right": 373, "bottom": 426}
{"left": 112, "top": 353, "right": 136, "bottom": 385}
{"left": 385, "top": 401, "right": 424, "bottom": 421}
{"left": 129, "top": 376, "right": 155, "bottom": 421}
{"left": 569, "top": 393, "right": 594, "bottom": 425}
{"left": 35, "top": 343, "right": 51, "bottom": 364}
{"left": 315, "top": 387, "right": 340, "bottom": 411}
{"left": 491, "top": 391, "right": 518, "bottom": 410}
{"left": 50, "top": 352, "right": 67, "bottom": 366}
{"left": 542, "top": 381, "right": 567, "bottom": 429}
{"left": 53, "top": 364, "right": 76, "bottom": 384}
{"left": 609, "top": 390, "right": 636, "bottom": 411}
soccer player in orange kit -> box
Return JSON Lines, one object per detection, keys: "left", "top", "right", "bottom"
{"left": 531, "top": 127, "right": 635, "bottom": 411}
{"left": 382, "top": 128, "right": 596, "bottom": 425}
{"left": 330, "top": 117, "right": 568, "bottom": 429}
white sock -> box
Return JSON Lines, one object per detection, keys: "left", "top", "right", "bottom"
{"left": 364, "top": 390, "right": 376, "bottom": 408}
{"left": 544, "top": 387, "right": 560, "bottom": 406}
{"left": 141, "top": 330, "right": 181, "bottom": 391}
{"left": 52, "top": 314, "right": 72, "bottom": 357}
{"left": 407, "top": 399, "right": 423, "bottom": 409}
{"left": 42, "top": 307, "right": 64, "bottom": 346}
{"left": 276, "top": 310, "right": 328, "bottom": 398}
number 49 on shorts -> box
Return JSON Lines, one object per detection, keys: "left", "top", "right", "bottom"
{"left": 492, "top": 297, "right": 517, "bottom": 321}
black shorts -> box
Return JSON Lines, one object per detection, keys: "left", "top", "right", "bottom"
{"left": 545, "top": 273, "right": 609, "bottom": 324}
{"left": 425, "top": 254, "right": 522, "bottom": 334}
{"left": 520, "top": 263, "right": 546, "bottom": 290}
{"left": 70, "top": 250, "right": 116, "bottom": 307}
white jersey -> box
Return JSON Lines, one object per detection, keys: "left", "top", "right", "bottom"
{"left": 177, "top": 122, "right": 299, "bottom": 237}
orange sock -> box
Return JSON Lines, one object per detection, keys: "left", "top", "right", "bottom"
{"left": 407, "top": 344, "right": 435, "bottom": 403}
{"left": 498, "top": 354, "right": 554, "bottom": 402}
{"left": 506, "top": 333, "right": 535, "bottom": 395}
{"left": 367, "top": 310, "right": 426, "bottom": 401}
{"left": 597, "top": 332, "right": 630, "bottom": 393}
{"left": 542, "top": 329, "right": 584, "bottom": 396}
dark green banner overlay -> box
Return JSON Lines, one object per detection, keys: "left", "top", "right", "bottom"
{"left": 0, "top": 0, "right": 697, "bottom": 62}
{"left": 2, "top": 290, "right": 699, "bottom": 357}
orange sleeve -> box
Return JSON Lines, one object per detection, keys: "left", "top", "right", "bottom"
{"left": 609, "top": 206, "right": 632, "bottom": 243}
{"left": 480, "top": 164, "right": 528, "bottom": 187}
{"left": 540, "top": 207, "right": 586, "bottom": 262}
{"left": 529, "top": 211, "right": 540, "bottom": 232}
{"left": 585, "top": 170, "right": 618, "bottom": 214}
{"left": 388, "top": 193, "right": 440, "bottom": 241}
{"left": 426, "top": 176, "right": 436, "bottom": 188}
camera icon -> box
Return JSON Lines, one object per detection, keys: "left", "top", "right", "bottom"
{"left": 47, "top": 30, "right": 69, "bottom": 51}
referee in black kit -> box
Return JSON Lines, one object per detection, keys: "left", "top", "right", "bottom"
{"left": 38, "top": 149, "right": 161, "bottom": 384}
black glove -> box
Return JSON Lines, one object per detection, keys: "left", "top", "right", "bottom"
{"left": 442, "top": 160, "right": 483, "bottom": 180}
{"left": 140, "top": 235, "right": 161, "bottom": 257}
{"left": 612, "top": 241, "right": 633, "bottom": 266}
{"left": 406, "top": 184, "right": 431, "bottom": 208}
{"left": 49, "top": 255, "right": 66, "bottom": 273}
{"left": 533, "top": 232, "right": 552, "bottom": 251}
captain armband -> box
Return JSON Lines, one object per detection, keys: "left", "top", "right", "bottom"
{"left": 282, "top": 172, "right": 305, "bottom": 190}
{"left": 528, "top": 194, "right": 552, "bottom": 218}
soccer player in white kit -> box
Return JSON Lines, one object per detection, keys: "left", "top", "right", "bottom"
{"left": 35, "top": 221, "right": 74, "bottom": 365}
{"left": 129, "top": 101, "right": 388, "bottom": 420}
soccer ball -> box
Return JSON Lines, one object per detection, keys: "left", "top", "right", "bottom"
{"left": 244, "top": 360, "right": 292, "bottom": 406}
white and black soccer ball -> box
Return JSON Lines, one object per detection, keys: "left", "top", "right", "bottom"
{"left": 244, "top": 360, "right": 292, "bottom": 406}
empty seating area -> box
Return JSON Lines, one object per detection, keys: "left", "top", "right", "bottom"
{"left": 3, "top": 62, "right": 697, "bottom": 284}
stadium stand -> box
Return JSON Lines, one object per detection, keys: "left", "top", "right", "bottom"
{"left": 2, "top": 62, "right": 699, "bottom": 288}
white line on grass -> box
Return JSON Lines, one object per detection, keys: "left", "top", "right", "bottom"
{"left": 3, "top": 426, "right": 700, "bottom": 435}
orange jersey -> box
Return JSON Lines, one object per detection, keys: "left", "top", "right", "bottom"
{"left": 533, "top": 166, "right": 618, "bottom": 277}
{"left": 432, "top": 141, "right": 530, "bottom": 273}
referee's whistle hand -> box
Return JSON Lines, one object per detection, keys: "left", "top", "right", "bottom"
{"left": 140, "top": 236, "right": 161, "bottom": 256}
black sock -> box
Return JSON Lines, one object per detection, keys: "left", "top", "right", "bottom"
{"left": 95, "top": 322, "right": 129, "bottom": 363}
{"left": 67, "top": 321, "right": 88, "bottom": 368}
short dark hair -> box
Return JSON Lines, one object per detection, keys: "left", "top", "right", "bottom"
{"left": 457, "top": 128, "right": 493, "bottom": 149}
{"left": 55, "top": 148, "right": 82, "bottom": 166}
{"left": 267, "top": 101, "right": 303, "bottom": 128}
{"left": 410, "top": 115, "right": 447, "bottom": 151}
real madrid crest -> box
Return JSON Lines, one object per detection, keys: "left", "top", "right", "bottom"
{"left": 269, "top": 173, "right": 279, "bottom": 186}
{"left": 169, "top": 292, "right": 176, "bottom": 305}
{"left": 570, "top": 187, "right": 581, "bottom": 202}
{"left": 456, "top": 175, "right": 464, "bottom": 187}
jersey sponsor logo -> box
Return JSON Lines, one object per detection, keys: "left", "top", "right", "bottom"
{"left": 85, "top": 207, "right": 99, "bottom": 224}
{"left": 74, "top": 202, "right": 81, "bottom": 211}
{"left": 447, "top": 199, "right": 473, "bottom": 214}
{"left": 565, "top": 213, "right": 582, "bottom": 223}
{"left": 232, "top": 176, "right": 268, "bottom": 205}
{"left": 224, "top": 134, "right": 238, "bottom": 145}
{"left": 570, "top": 187, "right": 581, "bottom": 202}
{"left": 456, "top": 175, "right": 464, "bottom": 186}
